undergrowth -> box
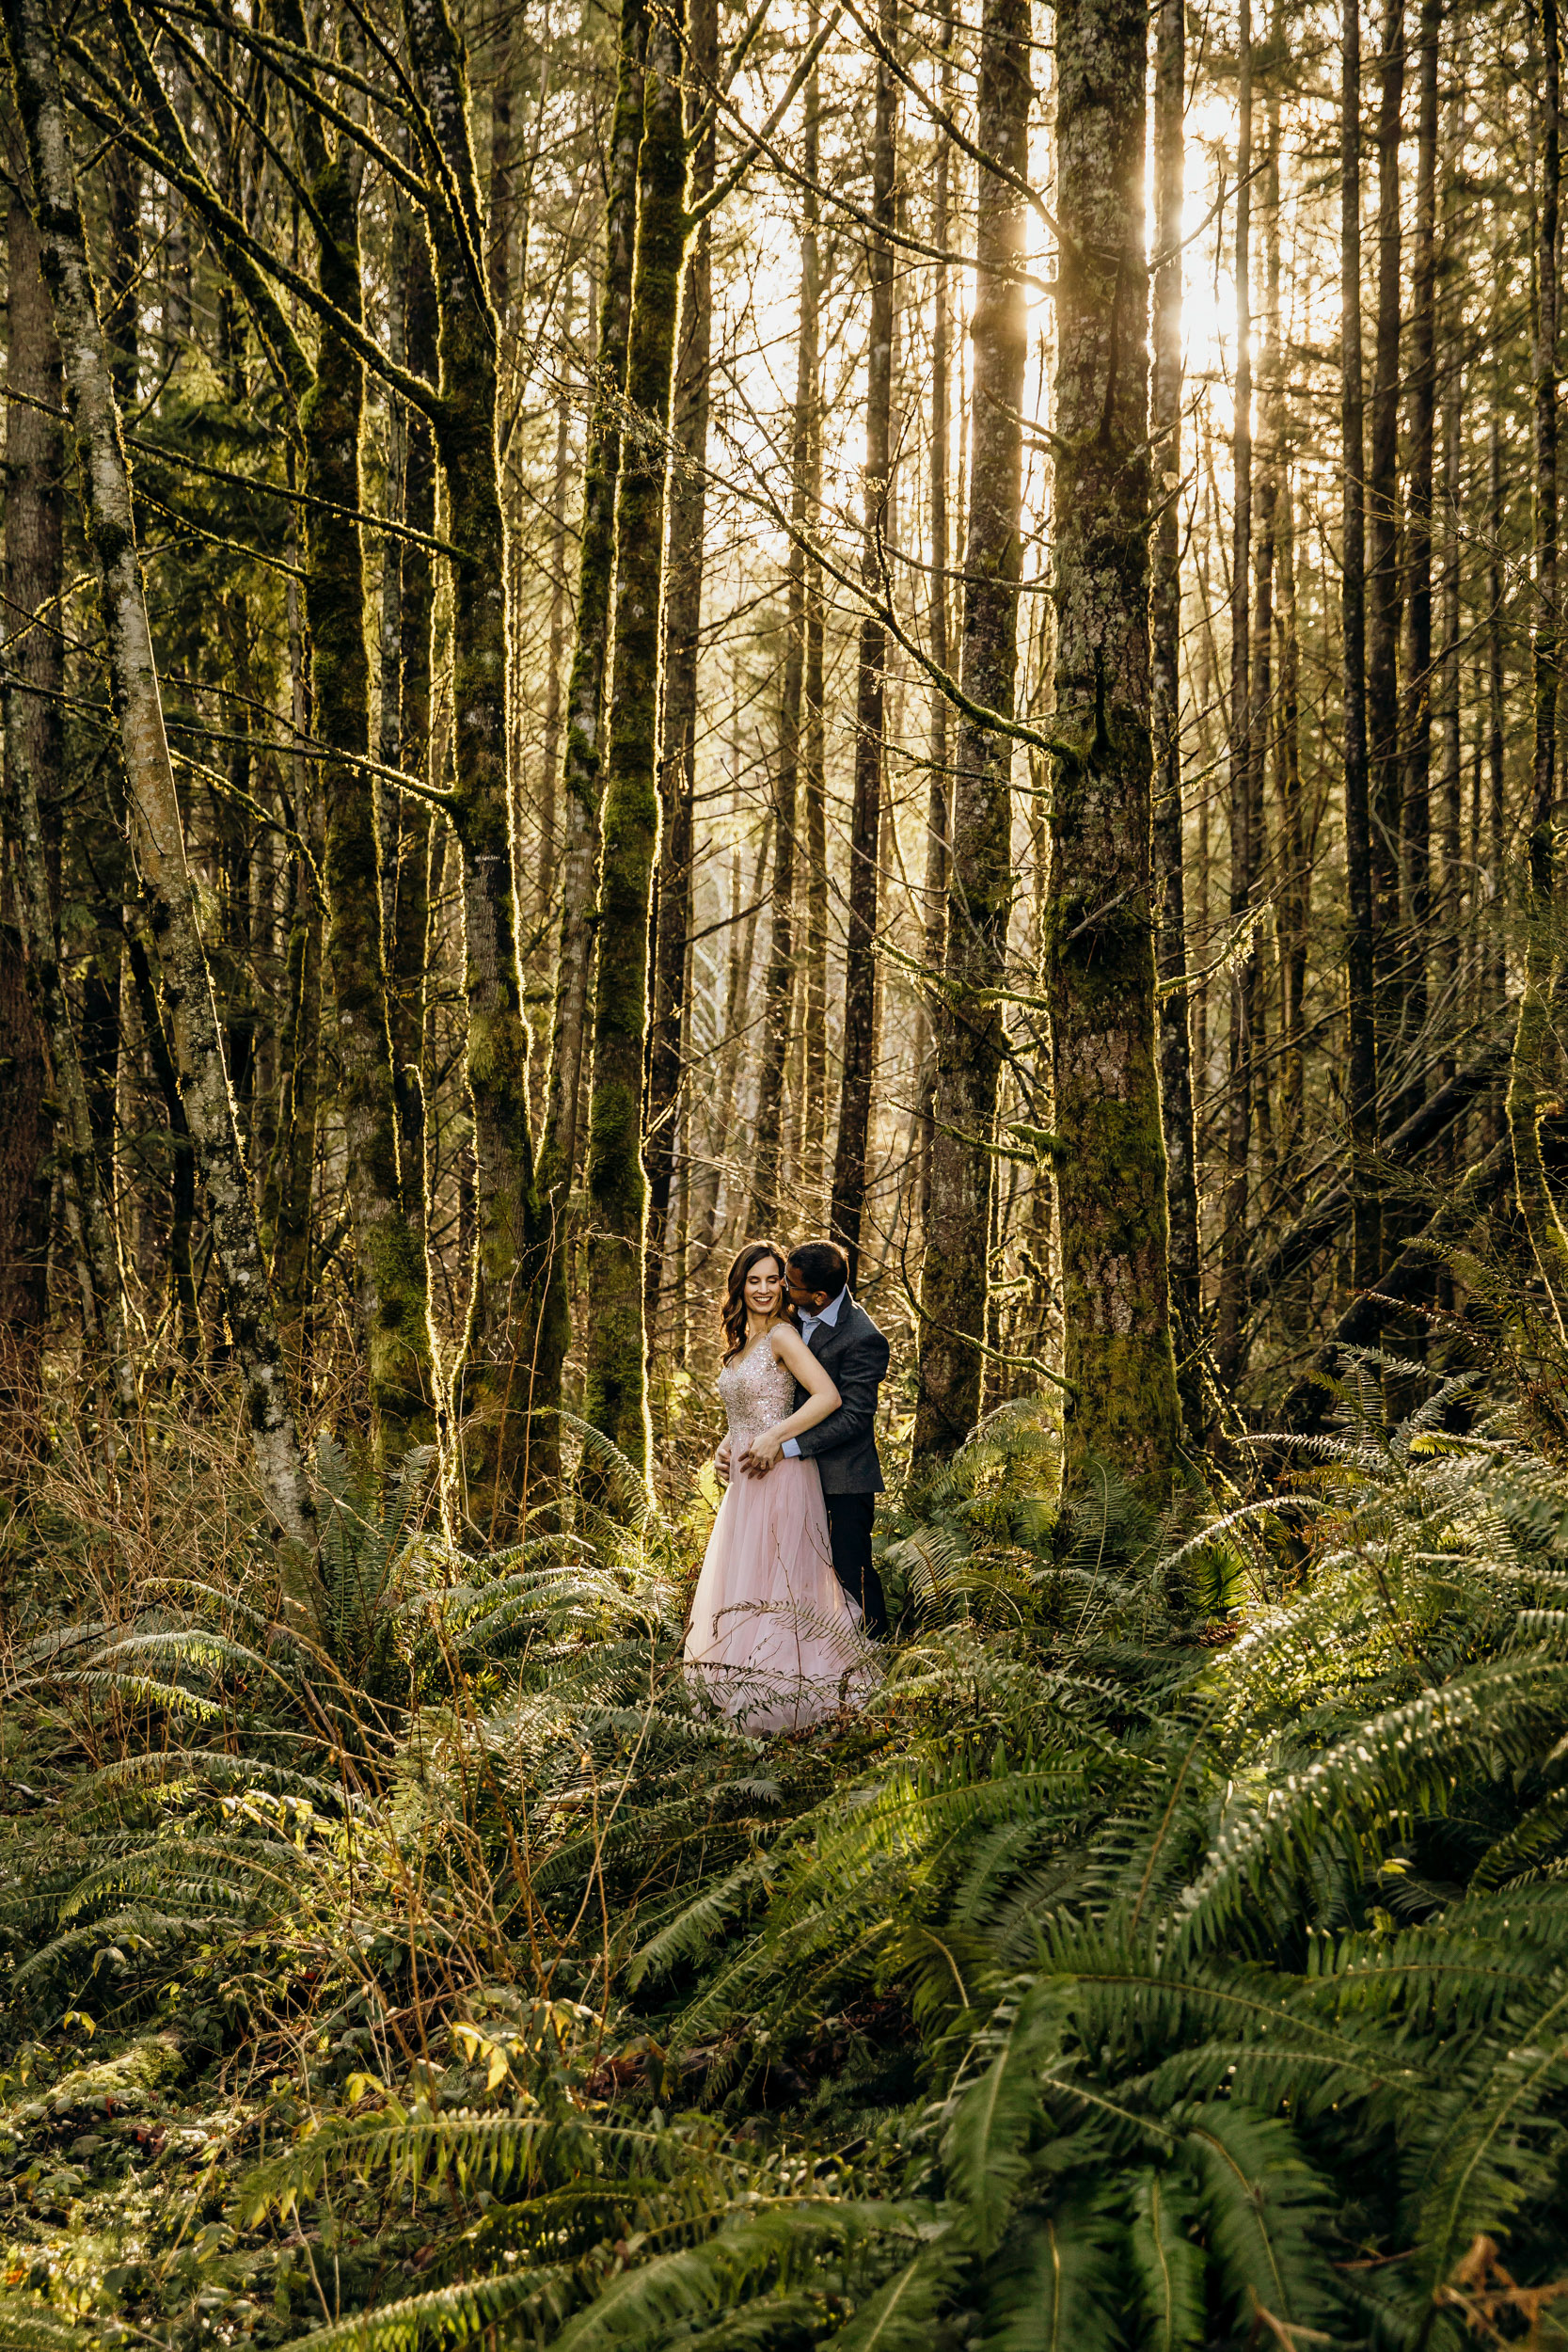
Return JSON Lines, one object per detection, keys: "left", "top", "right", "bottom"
{"left": 4, "top": 1377, "right": 1568, "bottom": 2347}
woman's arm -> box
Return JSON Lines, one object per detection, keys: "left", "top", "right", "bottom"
{"left": 738, "top": 1327, "right": 841, "bottom": 1472}
{"left": 787, "top": 1323, "right": 890, "bottom": 1459}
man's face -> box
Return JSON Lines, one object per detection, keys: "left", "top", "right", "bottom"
{"left": 786, "top": 1267, "right": 831, "bottom": 1315}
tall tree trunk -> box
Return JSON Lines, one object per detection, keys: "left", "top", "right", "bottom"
{"left": 915, "top": 0, "right": 955, "bottom": 1236}
{"left": 1438, "top": 79, "right": 1464, "bottom": 1156}
{"left": 3, "top": 0, "right": 319, "bottom": 1559}
{"left": 123, "top": 907, "right": 198, "bottom": 1352}
{"left": 263, "top": 480, "right": 321, "bottom": 1379}
{"left": 402, "top": 0, "right": 562, "bottom": 1528}
{"left": 3, "top": 678, "right": 133, "bottom": 1410}
{"left": 830, "top": 0, "right": 897, "bottom": 1284}
{"left": 1249, "top": 71, "right": 1282, "bottom": 1223}
{"left": 911, "top": 0, "right": 1030, "bottom": 1459}
{"left": 540, "top": 0, "right": 646, "bottom": 1210}
{"left": 390, "top": 224, "right": 438, "bottom": 1197}
{"left": 1215, "top": 0, "right": 1255, "bottom": 1388}
{"left": 275, "top": 7, "right": 436, "bottom": 1463}
{"left": 1398, "top": 0, "right": 1440, "bottom": 1134}
{"left": 2, "top": 177, "right": 64, "bottom": 1355}
{"left": 644, "top": 0, "right": 715, "bottom": 1378}
{"left": 583, "top": 0, "right": 690, "bottom": 1474}
{"left": 1343, "top": 0, "right": 1380, "bottom": 1297}
{"left": 1275, "top": 462, "right": 1307, "bottom": 1169}
{"left": 1046, "top": 0, "right": 1183, "bottom": 1496}
{"left": 537, "top": 275, "right": 575, "bottom": 918}
{"left": 753, "top": 24, "right": 819, "bottom": 1230}
{"left": 1509, "top": 0, "right": 1568, "bottom": 1321}
{"left": 1150, "top": 0, "right": 1200, "bottom": 1422}
{"left": 1368, "top": 0, "right": 1405, "bottom": 1136}
{"left": 801, "top": 35, "right": 829, "bottom": 1208}
{"left": 802, "top": 522, "right": 829, "bottom": 1199}
{"left": 0, "top": 910, "right": 49, "bottom": 1351}
{"left": 1486, "top": 310, "right": 1508, "bottom": 1147}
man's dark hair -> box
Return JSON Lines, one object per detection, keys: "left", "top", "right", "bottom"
{"left": 788, "top": 1240, "right": 848, "bottom": 1299}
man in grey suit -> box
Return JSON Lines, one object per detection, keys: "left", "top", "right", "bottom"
{"left": 736, "top": 1239, "right": 890, "bottom": 1636}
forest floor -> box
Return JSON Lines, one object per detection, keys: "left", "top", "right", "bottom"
{"left": 6, "top": 1377, "right": 1568, "bottom": 2352}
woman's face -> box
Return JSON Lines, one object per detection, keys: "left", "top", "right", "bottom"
{"left": 743, "top": 1256, "right": 784, "bottom": 1319}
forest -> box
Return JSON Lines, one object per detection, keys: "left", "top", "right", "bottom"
{"left": 10, "top": 0, "right": 1568, "bottom": 2334}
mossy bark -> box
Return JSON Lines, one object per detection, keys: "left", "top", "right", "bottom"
{"left": 402, "top": 0, "right": 562, "bottom": 1531}
{"left": 752, "top": 31, "right": 814, "bottom": 1233}
{"left": 123, "top": 908, "right": 198, "bottom": 1357}
{"left": 540, "top": 0, "right": 646, "bottom": 1209}
{"left": 261, "top": 735, "right": 323, "bottom": 1389}
{"left": 1150, "top": 0, "right": 1201, "bottom": 1431}
{"left": 1, "top": 183, "right": 105, "bottom": 1369}
{"left": 914, "top": 8, "right": 952, "bottom": 1236}
{"left": 3, "top": 674, "right": 135, "bottom": 1415}
{"left": 1510, "top": 0, "right": 1568, "bottom": 1327}
{"left": 583, "top": 0, "right": 690, "bottom": 1476}
{"left": 390, "top": 228, "right": 437, "bottom": 1191}
{"left": 4, "top": 0, "right": 320, "bottom": 1569}
{"left": 1341, "top": 0, "right": 1379, "bottom": 1303}
{"left": 911, "top": 0, "right": 1029, "bottom": 1461}
{"left": 1045, "top": 0, "right": 1182, "bottom": 1502}
{"left": 1214, "top": 0, "right": 1254, "bottom": 1390}
{"left": 644, "top": 0, "right": 716, "bottom": 1370}
{"left": 1367, "top": 0, "right": 1405, "bottom": 1183}
{"left": 276, "top": 20, "right": 436, "bottom": 1466}
{"left": 829, "top": 0, "right": 895, "bottom": 1287}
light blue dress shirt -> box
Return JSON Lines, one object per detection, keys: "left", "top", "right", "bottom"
{"left": 780, "top": 1288, "right": 846, "bottom": 1456}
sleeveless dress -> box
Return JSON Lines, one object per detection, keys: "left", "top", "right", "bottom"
{"left": 683, "top": 1333, "right": 863, "bottom": 1732}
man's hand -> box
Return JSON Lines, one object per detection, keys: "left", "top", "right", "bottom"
{"left": 715, "top": 1437, "right": 732, "bottom": 1486}
{"left": 740, "top": 1430, "right": 784, "bottom": 1477}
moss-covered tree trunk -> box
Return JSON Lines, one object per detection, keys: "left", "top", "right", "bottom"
{"left": 643, "top": 0, "right": 715, "bottom": 1373}
{"left": 3, "top": 670, "right": 134, "bottom": 1412}
{"left": 2, "top": 180, "right": 71, "bottom": 1354}
{"left": 911, "top": 0, "right": 1030, "bottom": 1460}
{"left": 752, "top": 46, "right": 817, "bottom": 1232}
{"left": 914, "top": 6, "right": 953, "bottom": 1235}
{"left": 1150, "top": 0, "right": 1200, "bottom": 1427}
{"left": 800, "top": 32, "right": 829, "bottom": 1205}
{"left": 1509, "top": 0, "right": 1568, "bottom": 1322}
{"left": 1214, "top": 0, "right": 1254, "bottom": 1389}
{"left": 261, "top": 644, "right": 322, "bottom": 1388}
{"left": 389, "top": 228, "right": 437, "bottom": 1194}
{"left": 277, "top": 0, "right": 436, "bottom": 1465}
{"left": 1368, "top": 0, "right": 1405, "bottom": 1168}
{"left": 830, "top": 0, "right": 896, "bottom": 1286}
{"left": 1045, "top": 0, "right": 1182, "bottom": 1499}
{"left": 1341, "top": 0, "right": 1379, "bottom": 1302}
{"left": 540, "top": 0, "right": 646, "bottom": 1209}
{"left": 583, "top": 0, "right": 690, "bottom": 1473}
{"left": 1398, "top": 0, "right": 1440, "bottom": 1143}
{"left": 3, "top": 0, "right": 319, "bottom": 1561}
{"left": 402, "top": 0, "right": 563, "bottom": 1531}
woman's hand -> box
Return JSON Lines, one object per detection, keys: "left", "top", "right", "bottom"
{"left": 740, "top": 1426, "right": 784, "bottom": 1476}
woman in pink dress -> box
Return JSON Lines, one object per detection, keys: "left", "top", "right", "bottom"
{"left": 684, "top": 1242, "right": 864, "bottom": 1731}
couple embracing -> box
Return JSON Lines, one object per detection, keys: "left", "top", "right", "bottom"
{"left": 683, "top": 1239, "right": 890, "bottom": 1732}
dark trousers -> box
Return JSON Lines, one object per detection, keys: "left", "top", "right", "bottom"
{"left": 824, "top": 1491, "right": 886, "bottom": 1637}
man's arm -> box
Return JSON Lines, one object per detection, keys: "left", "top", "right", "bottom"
{"left": 789, "top": 1324, "right": 890, "bottom": 1459}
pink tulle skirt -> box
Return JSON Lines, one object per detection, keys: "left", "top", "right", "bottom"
{"left": 684, "top": 1457, "right": 865, "bottom": 1732}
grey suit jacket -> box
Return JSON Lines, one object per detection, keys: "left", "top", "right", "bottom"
{"left": 790, "top": 1295, "right": 889, "bottom": 1494}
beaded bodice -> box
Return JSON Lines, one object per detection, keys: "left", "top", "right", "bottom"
{"left": 717, "top": 1333, "right": 798, "bottom": 1449}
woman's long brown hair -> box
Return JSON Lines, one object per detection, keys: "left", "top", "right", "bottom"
{"left": 721, "top": 1241, "right": 791, "bottom": 1362}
